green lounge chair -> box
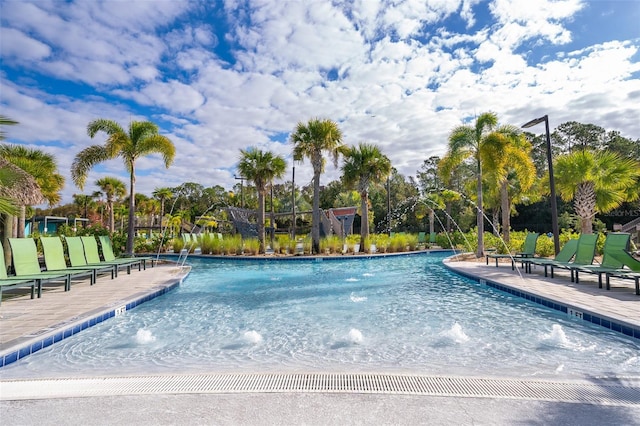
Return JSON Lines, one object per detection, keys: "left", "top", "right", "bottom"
{"left": 549, "top": 233, "right": 599, "bottom": 282}
{"left": 606, "top": 249, "right": 640, "bottom": 295}
{"left": 417, "top": 232, "right": 426, "bottom": 245}
{"left": 80, "top": 236, "right": 140, "bottom": 275}
{"left": 0, "top": 241, "right": 39, "bottom": 304}
{"left": 523, "top": 238, "right": 578, "bottom": 276}
{"left": 574, "top": 233, "right": 630, "bottom": 287}
{"left": 486, "top": 232, "right": 539, "bottom": 270}
{"left": 8, "top": 238, "right": 73, "bottom": 292}
{"left": 41, "top": 236, "right": 116, "bottom": 284}
{"left": 64, "top": 236, "right": 118, "bottom": 278}
{"left": 98, "top": 235, "right": 156, "bottom": 269}
{"left": 429, "top": 232, "right": 437, "bottom": 244}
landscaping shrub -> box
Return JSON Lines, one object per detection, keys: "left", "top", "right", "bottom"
{"left": 243, "top": 238, "right": 260, "bottom": 255}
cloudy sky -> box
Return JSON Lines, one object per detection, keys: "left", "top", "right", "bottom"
{"left": 1, "top": 0, "right": 639, "bottom": 205}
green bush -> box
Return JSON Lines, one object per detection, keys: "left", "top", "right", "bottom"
{"left": 243, "top": 238, "right": 260, "bottom": 255}
{"left": 171, "top": 237, "right": 184, "bottom": 253}
{"left": 406, "top": 234, "right": 419, "bottom": 251}
{"left": 389, "top": 233, "right": 409, "bottom": 252}
{"left": 374, "top": 234, "right": 390, "bottom": 253}
{"left": 320, "top": 235, "right": 342, "bottom": 254}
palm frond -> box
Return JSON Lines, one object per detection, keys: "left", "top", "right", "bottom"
{"left": 71, "top": 145, "right": 111, "bottom": 189}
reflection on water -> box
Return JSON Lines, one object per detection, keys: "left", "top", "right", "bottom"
{"left": 2, "top": 253, "right": 639, "bottom": 381}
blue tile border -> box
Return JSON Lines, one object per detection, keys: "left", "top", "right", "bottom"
{"left": 161, "top": 249, "right": 456, "bottom": 263}
{"left": 0, "top": 277, "right": 185, "bottom": 369}
{"left": 445, "top": 261, "right": 640, "bottom": 342}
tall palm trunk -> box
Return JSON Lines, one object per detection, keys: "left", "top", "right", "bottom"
{"left": 575, "top": 181, "right": 596, "bottom": 234}
{"left": 257, "top": 189, "right": 266, "bottom": 254}
{"left": 2, "top": 214, "right": 12, "bottom": 269}
{"left": 429, "top": 209, "right": 435, "bottom": 235}
{"left": 500, "top": 180, "right": 510, "bottom": 243}
{"left": 107, "top": 198, "right": 115, "bottom": 233}
{"left": 18, "top": 205, "right": 26, "bottom": 238}
{"left": 126, "top": 165, "right": 136, "bottom": 255}
{"left": 312, "top": 170, "right": 321, "bottom": 254}
{"left": 491, "top": 208, "right": 500, "bottom": 236}
{"left": 360, "top": 191, "right": 369, "bottom": 251}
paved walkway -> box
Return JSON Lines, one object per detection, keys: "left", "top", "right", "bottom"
{"left": 0, "top": 261, "right": 191, "bottom": 352}
{"left": 445, "top": 256, "right": 640, "bottom": 331}
{"left": 1, "top": 254, "right": 639, "bottom": 425}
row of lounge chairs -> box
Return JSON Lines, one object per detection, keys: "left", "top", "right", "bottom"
{"left": 0, "top": 236, "right": 156, "bottom": 304}
{"left": 487, "top": 232, "right": 640, "bottom": 295}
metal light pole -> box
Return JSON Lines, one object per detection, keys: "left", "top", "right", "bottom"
{"left": 234, "top": 175, "right": 245, "bottom": 208}
{"left": 522, "top": 115, "right": 560, "bottom": 255}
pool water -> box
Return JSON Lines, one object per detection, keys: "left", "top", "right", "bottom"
{"left": 1, "top": 253, "right": 639, "bottom": 380}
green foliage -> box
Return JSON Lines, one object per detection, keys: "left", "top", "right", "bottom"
{"left": 435, "top": 231, "right": 469, "bottom": 250}
{"left": 171, "top": 237, "right": 184, "bottom": 253}
{"left": 243, "top": 238, "right": 260, "bottom": 255}
{"left": 200, "top": 233, "right": 222, "bottom": 254}
{"left": 389, "top": 233, "right": 409, "bottom": 253}
{"left": 374, "top": 234, "right": 390, "bottom": 253}
{"left": 320, "top": 235, "right": 342, "bottom": 254}
{"left": 109, "top": 231, "right": 128, "bottom": 257}
{"left": 276, "top": 234, "right": 293, "bottom": 254}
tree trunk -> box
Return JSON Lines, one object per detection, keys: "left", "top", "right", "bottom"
{"left": 492, "top": 208, "right": 500, "bottom": 236}
{"left": 476, "top": 159, "right": 484, "bottom": 257}
{"left": 445, "top": 202, "right": 452, "bottom": 232}
{"left": 2, "top": 214, "right": 13, "bottom": 271}
{"left": 575, "top": 181, "right": 596, "bottom": 234}
{"left": 108, "top": 199, "right": 115, "bottom": 233}
{"left": 312, "top": 170, "right": 321, "bottom": 254}
{"left": 429, "top": 209, "right": 435, "bottom": 235}
{"left": 126, "top": 165, "right": 136, "bottom": 255}
{"left": 360, "top": 191, "right": 369, "bottom": 251}
{"left": 18, "top": 205, "right": 26, "bottom": 238}
{"left": 500, "top": 180, "right": 510, "bottom": 243}
{"left": 12, "top": 213, "right": 17, "bottom": 238}
{"left": 257, "top": 190, "right": 265, "bottom": 254}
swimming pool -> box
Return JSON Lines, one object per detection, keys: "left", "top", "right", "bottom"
{"left": 1, "top": 253, "right": 639, "bottom": 380}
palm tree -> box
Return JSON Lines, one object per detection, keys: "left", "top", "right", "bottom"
{"left": 72, "top": 119, "right": 176, "bottom": 255}
{"left": 73, "top": 193, "right": 97, "bottom": 227}
{"left": 483, "top": 126, "right": 537, "bottom": 243}
{"left": 237, "top": 147, "right": 286, "bottom": 253}
{"left": 96, "top": 177, "right": 127, "bottom": 233}
{"left": 554, "top": 150, "right": 640, "bottom": 234}
{"left": 153, "top": 187, "right": 174, "bottom": 226}
{"left": 0, "top": 144, "right": 64, "bottom": 237}
{"left": 443, "top": 112, "right": 499, "bottom": 257}
{"left": 291, "top": 118, "right": 345, "bottom": 254}
{"left": 114, "top": 204, "right": 128, "bottom": 231}
{"left": 341, "top": 143, "right": 391, "bottom": 251}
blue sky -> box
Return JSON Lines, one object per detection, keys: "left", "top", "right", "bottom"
{"left": 1, "top": 0, "right": 639, "bottom": 205}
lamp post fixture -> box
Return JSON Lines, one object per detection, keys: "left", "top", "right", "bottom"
{"left": 522, "top": 114, "right": 560, "bottom": 255}
{"left": 234, "top": 175, "right": 246, "bottom": 208}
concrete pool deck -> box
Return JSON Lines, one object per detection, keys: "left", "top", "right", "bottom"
{"left": 1, "top": 254, "right": 639, "bottom": 425}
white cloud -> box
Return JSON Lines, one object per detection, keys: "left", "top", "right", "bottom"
{"left": 489, "top": 0, "right": 584, "bottom": 47}
{"left": 1, "top": 0, "right": 638, "bottom": 207}
{"left": 0, "top": 27, "right": 51, "bottom": 61}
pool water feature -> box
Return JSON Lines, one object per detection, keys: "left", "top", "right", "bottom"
{"left": 1, "top": 253, "right": 639, "bottom": 380}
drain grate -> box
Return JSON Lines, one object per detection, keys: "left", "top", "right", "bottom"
{"left": 2, "top": 373, "right": 639, "bottom": 405}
